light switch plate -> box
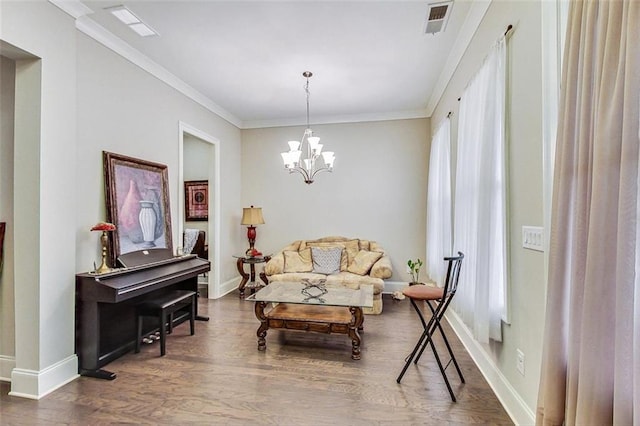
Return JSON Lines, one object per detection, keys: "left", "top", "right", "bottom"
{"left": 522, "top": 226, "right": 544, "bottom": 251}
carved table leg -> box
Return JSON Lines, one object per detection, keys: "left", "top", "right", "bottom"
{"left": 259, "top": 256, "right": 271, "bottom": 286}
{"left": 255, "top": 301, "right": 268, "bottom": 351}
{"left": 348, "top": 306, "right": 364, "bottom": 360}
{"left": 237, "top": 258, "right": 249, "bottom": 298}
{"left": 249, "top": 263, "right": 256, "bottom": 282}
{"left": 259, "top": 272, "right": 268, "bottom": 286}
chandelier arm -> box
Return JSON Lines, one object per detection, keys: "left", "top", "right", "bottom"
{"left": 288, "top": 165, "right": 311, "bottom": 181}
{"left": 309, "top": 165, "right": 332, "bottom": 180}
{"left": 314, "top": 165, "right": 329, "bottom": 174}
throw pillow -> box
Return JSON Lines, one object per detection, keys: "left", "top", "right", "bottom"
{"left": 347, "top": 250, "right": 383, "bottom": 276}
{"left": 283, "top": 248, "right": 313, "bottom": 273}
{"left": 311, "top": 246, "right": 343, "bottom": 275}
{"left": 303, "top": 239, "right": 360, "bottom": 271}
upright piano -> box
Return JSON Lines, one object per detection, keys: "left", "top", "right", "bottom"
{"left": 75, "top": 249, "right": 210, "bottom": 379}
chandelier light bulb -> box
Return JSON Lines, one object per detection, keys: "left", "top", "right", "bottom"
{"left": 288, "top": 140, "right": 301, "bottom": 151}
{"left": 307, "top": 136, "right": 320, "bottom": 148}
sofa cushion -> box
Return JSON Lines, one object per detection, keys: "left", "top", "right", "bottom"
{"left": 347, "top": 250, "right": 383, "bottom": 276}
{"left": 370, "top": 254, "right": 393, "bottom": 279}
{"left": 311, "top": 246, "right": 342, "bottom": 275}
{"left": 283, "top": 248, "right": 312, "bottom": 273}
{"left": 264, "top": 252, "right": 285, "bottom": 275}
{"left": 301, "top": 239, "right": 360, "bottom": 271}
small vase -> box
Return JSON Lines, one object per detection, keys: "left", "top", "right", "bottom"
{"left": 143, "top": 187, "right": 164, "bottom": 239}
{"left": 139, "top": 200, "right": 157, "bottom": 248}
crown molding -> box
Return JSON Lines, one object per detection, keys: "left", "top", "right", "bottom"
{"left": 425, "top": 0, "right": 492, "bottom": 116}
{"left": 49, "top": 0, "right": 243, "bottom": 128}
{"left": 48, "top": 0, "right": 93, "bottom": 19}
{"left": 242, "top": 109, "right": 429, "bottom": 130}
{"left": 75, "top": 17, "right": 243, "bottom": 128}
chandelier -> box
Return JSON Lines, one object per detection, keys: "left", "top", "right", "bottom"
{"left": 280, "top": 71, "right": 335, "bottom": 184}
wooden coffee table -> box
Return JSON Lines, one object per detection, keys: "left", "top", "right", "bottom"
{"left": 247, "top": 281, "right": 373, "bottom": 360}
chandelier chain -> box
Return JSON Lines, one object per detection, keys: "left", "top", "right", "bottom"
{"left": 305, "top": 77, "right": 311, "bottom": 128}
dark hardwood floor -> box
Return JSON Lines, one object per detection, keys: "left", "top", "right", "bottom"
{"left": 1, "top": 293, "right": 512, "bottom": 425}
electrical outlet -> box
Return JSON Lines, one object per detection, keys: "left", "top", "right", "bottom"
{"left": 516, "top": 349, "right": 525, "bottom": 376}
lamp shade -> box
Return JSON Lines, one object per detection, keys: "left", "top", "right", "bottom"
{"left": 241, "top": 206, "right": 265, "bottom": 225}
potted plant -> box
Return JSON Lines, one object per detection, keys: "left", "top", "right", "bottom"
{"left": 407, "top": 258, "right": 423, "bottom": 285}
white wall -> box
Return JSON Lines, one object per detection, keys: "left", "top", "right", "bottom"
{"left": 0, "top": 55, "right": 16, "bottom": 379}
{"left": 431, "top": 1, "right": 545, "bottom": 421}
{"left": 241, "top": 118, "right": 430, "bottom": 283}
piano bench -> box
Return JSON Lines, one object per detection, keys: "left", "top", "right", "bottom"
{"left": 135, "top": 290, "right": 196, "bottom": 357}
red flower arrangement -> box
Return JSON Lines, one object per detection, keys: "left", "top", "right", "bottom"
{"left": 91, "top": 222, "right": 116, "bottom": 232}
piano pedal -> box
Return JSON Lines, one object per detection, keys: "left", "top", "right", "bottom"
{"left": 142, "top": 337, "right": 154, "bottom": 344}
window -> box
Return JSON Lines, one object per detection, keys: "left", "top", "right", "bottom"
{"left": 452, "top": 37, "right": 507, "bottom": 343}
{"left": 425, "top": 118, "right": 452, "bottom": 286}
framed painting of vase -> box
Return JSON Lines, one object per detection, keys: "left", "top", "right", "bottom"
{"left": 103, "top": 151, "right": 173, "bottom": 265}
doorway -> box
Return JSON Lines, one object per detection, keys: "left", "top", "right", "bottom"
{"left": 178, "top": 122, "right": 220, "bottom": 299}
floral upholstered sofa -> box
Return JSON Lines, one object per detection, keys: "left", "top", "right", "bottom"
{"left": 264, "top": 236, "right": 392, "bottom": 314}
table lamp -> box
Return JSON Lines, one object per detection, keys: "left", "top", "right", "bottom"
{"left": 241, "top": 205, "right": 265, "bottom": 256}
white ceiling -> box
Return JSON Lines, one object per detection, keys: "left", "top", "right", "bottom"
{"left": 72, "top": 1, "right": 477, "bottom": 128}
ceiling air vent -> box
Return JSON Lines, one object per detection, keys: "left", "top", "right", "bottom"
{"left": 424, "top": 1, "right": 453, "bottom": 35}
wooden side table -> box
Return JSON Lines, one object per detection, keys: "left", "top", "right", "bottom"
{"left": 234, "top": 255, "right": 271, "bottom": 298}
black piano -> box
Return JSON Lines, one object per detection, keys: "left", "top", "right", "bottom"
{"left": 75, "top": 249, "right": 210, "bottom": 379}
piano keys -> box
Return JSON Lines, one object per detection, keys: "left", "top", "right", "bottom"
{"left": 75, "top": 249, "right": 210, "bottom": 379}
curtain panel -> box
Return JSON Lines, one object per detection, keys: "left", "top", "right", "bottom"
{"left": 452, "top": 36, "right": 508, "bottom": 344}
{"left": 536, "top": 1, "right": 640, "bottom": 424}
{"left": 426, "top": 118, "right": 452, "bottom": 286}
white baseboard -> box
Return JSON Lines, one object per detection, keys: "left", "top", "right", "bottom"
{"left": 0, "top": 355, "right": 16, "bottom": 382}
{"left": 9, "top": 355, "right": 79, "bottom": 399}
{"left": 445, "top": 310, "right": 535, "bottom": 425}
{"left": 214, "top": 276, "right": 241, "bottom": 299}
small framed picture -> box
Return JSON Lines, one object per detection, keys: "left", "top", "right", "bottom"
{"left": 184, "top": 180, "right": 208, "bottom": 221}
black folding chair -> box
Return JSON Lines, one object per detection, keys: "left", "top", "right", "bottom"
{"left": 396, "top": 252, "right": 465, "bottom": 402}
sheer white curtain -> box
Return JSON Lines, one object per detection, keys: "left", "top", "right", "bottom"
{"left": 426, "top": 118, "right": 452, "bottom": 286}
{"left": 452, "top": 36, "right": 507, "bottom": 344}
{"left": 536, "top": 1, "right": 640, "bottom": 424}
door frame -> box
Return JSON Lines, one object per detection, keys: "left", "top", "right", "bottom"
{"left": 178, "top": 121, "right": 221, "bottom": 298}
